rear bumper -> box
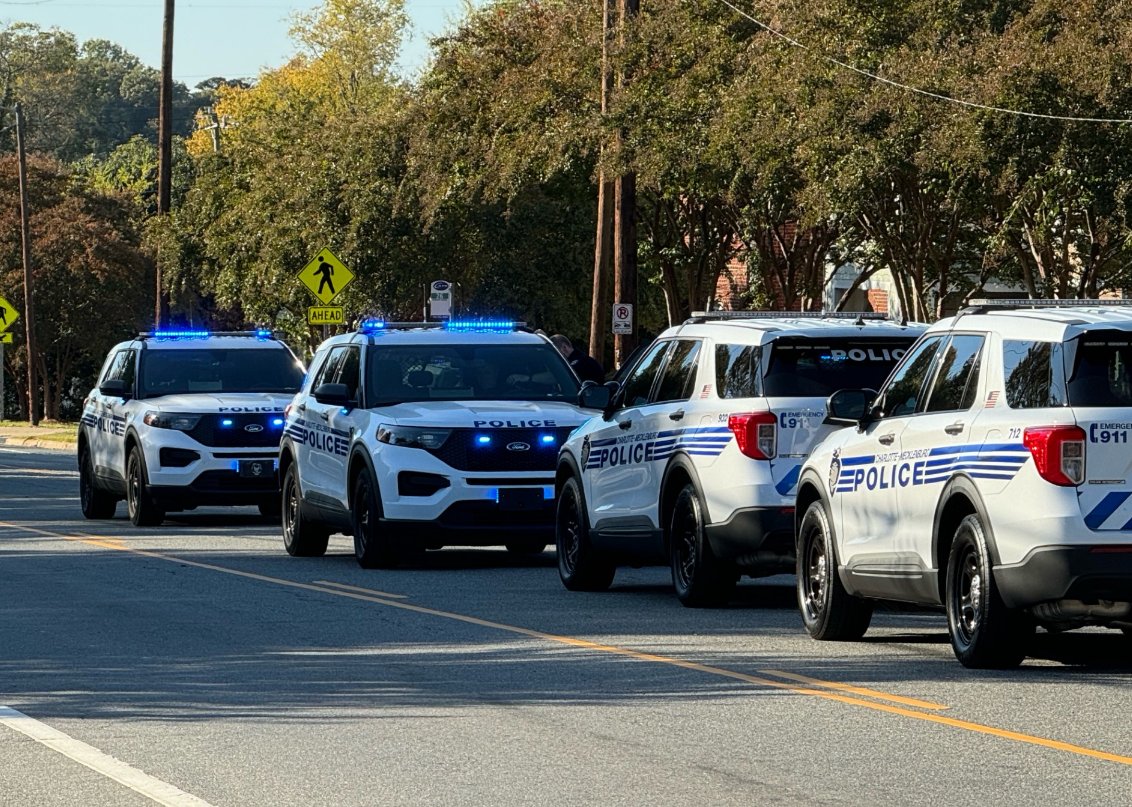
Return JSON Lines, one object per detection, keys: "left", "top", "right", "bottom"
{"left": 704, "top": 506, "right": 796, "bottom": 571}
{"left": 996, "top": 545, "right": 1132, "bottom": 608}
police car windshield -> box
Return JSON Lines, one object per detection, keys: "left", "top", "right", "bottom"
{"left": 366, "top": 344, "right": 580, "bottom": 405}
{"left": 761, "top": 338, "right": 912, "bottom": 397}
{"left": 139, "top": 348, "right": 304, "bottom": 397}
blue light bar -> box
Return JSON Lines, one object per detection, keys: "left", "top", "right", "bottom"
{"left": 153, "top": 329, "right": 210, "bottom": 339}
{"left": 539, "top": 434, "right": 556, "bottom": 445}
{"left": 476, "top": 434, "right": 492, "bottom": 445}
{"left": 360, "top": 318, "right": 386, "bottom": 333}
{"left": 271, "top": 418, "right": 285, "bottom": 427}
{"left": 444, "top": 319, "right": 516, "bottom": 333}
{"left": 220, "top": 418, "right": 235, "bottom": 427}
{"left": 255, "top": 329, "right": 273, "bottom": 339}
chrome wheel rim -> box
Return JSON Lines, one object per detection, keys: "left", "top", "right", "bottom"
{"left": 283, "top": 474, "right": 299, "bottom": 545}
{"left": 127, "top": 456, "right": 140, "bottom": 518}
{"left": 956, "top": 547, "right": 982, "bottom": 644}
{"left": 802, "top": 527, "right": 827, "bottom": 621}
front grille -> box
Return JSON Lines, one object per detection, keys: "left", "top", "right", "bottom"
{"left": 186, "top": 413, "right": 284, "bottom": 448}
{"left": 191, "top": 469, "right": 278, "bottom": 493}
{"left": 426, "top": 427, "right": 573, "bottom": 472}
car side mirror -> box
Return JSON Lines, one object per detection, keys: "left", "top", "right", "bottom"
{"left": 313, "top": 382, "right": 351, "bottom": 407}
{"left": 98, "top": 379, "right": 131, "bottom": 400}
{"left": 825, "top": 388, "right": 878, "bottom": 428}
{"left": 579, "top": 381, "right": 613, "bottom": 411}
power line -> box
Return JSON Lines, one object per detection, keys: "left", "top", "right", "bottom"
{"left": 719, "top": 0, "right": 1132, "bottom": 125}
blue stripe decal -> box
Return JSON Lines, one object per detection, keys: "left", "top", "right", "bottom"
{"left": 1084, "top": 492, "right": 1131, "bottom": 530}
{"left": 775, "top": 465, "right": 802, "bottom": 496}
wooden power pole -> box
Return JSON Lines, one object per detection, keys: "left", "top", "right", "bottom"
{"left": 14, "top": 103, "right": 39, "bottom": 425}
{"left": 612, "top": 0, "right": 639, "bottom": 368}
{"left": 155, "top": 0, "right": 175, "bottom": 327}
{"left": 589, "top": 0, "right": 617, "bottom": 365}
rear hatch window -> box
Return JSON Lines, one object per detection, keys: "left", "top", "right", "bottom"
{"left": 763, "top": 338, "right": 912, "bottom": 398}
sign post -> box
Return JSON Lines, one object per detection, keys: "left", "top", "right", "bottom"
{"left": 298, "top": 248, "right": 353, "bottom": 327}
{"left": 611, "top": 302, "right": 633, "bottom": 335}
{"left": 0, "top": 295, "right": 19, "bottom": 421}
{"left": 429, "top": 280, "right": 453, "bottom": 320}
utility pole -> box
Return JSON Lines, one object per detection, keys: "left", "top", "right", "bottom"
{"left": 612, "top": 0, "right": 639, "bottom": 367}
{"left": 155, "top": 0, "right": 175, "bottom": 327}
{"left": 14, "top": 103, "right": 39, "bottom": 426}
{"left": 588, "top": 0, "right": 617, "bottom": 365}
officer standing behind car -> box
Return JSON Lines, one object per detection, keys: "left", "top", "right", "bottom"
{"left": 550, "top": 334, "right": 605, "bottom": 384}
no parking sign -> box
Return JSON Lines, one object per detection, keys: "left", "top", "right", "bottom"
{"left": 612, "top": 303, "right": 633, "bottom": 335}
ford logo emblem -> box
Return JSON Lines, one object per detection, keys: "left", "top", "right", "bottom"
{"left": 506, "top": 442, "right": 530, "bottom": 452}
{"left": 244, "top": 424, "right": 264, "bottom": 433}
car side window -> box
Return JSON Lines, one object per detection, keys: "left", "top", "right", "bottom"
{"left": 715, "top": 343, "right": 761, "bottom": 398}
{"left": 619, "top": 341, "right": 671, "bottom": 408}
{"left": 653, "top": 340, "right": 701, "bottom": 404}
{"left": 878, "top": 335, "right": 944, "bottom": 417}
{"left": 336, "top": 347, "right": 361, "bottom": 402}
{"left": 1004, "top": 340, "right": 1064, "bottom": 408}
{"left": 313, "top": 347, "right": 347, "bottom": 390}
{"left": 924, "top": 335, "right": 985, "bottom": 413}
{"left": 103, "top": 349, "right": 137, "bottom": 391}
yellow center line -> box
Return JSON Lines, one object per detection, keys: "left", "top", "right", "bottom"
{"left": 4, "top": 519, "right": 1132, "bottom": 767}
{"left": 759, "top": 669, "right": 949, "bottom": 711}
{"left": 312, "top": 580, "right": 409, "bottom": 599}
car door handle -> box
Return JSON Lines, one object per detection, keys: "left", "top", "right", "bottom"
{"left": 618, "top": 419, "right": 632, "bottom": 430}
{"left": 668, "top": 409, "right": 685, "bottom": 422}
{"left": 945, "top": 421, "right": 965, "bottom": 435}
{"left": 878, "top": 432, "right": 896, "bottom": 445}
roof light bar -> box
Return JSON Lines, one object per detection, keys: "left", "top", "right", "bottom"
{"left": 444, "top": 319, "right": 518, "bottom": 332}
{"left": 147, "top": 329, "right": 211, "bottom": 339}
{"left": 967, "top": 299, "right": 1132, "bottom": 308}
{"left": 359, "top": 318, "right": 387, "bottom": 334}
{"left": 689, "top": 311, "right": 889, "bottom": 321}
{"left": 138, "top": 330, "right": 277, "bottom": 340}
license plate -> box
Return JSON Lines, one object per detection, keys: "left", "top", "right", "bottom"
{"left": 238, "top": 459, "right": 273, "bottom": 479}
{"left": 498, "top": 488, "right": 543, "bottom": 511}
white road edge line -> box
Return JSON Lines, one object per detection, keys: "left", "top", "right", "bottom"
{"left": 0, "top": 706, "right": 216, "bottom": 807}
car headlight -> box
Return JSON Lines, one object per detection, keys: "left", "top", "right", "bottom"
{"left": 143, "top": 411, "right": 202, "bottom": 431}
{"left": 376, "top": 425, "right": 450, "bottom": 450}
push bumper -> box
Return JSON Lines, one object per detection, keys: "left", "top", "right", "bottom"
{"left": 996, "top": 545, "right": 1132, "bottom": 609}
{"left": 381, "top": 499, "right": 556, "bottom": 547}
{"left": 704, "top": 506, "right": 796, "bottom": 571}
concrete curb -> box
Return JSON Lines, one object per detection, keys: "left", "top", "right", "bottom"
{"left": 0, "top": 435, "right": 77, "bottom": 452}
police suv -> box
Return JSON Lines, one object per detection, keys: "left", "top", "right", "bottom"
{"left": 79, "top": 330, "right": 305, "bottom": 526}
{"left": 554, "top": 311, "right": 924, "bottom": 606}
{"left": 279, "top": 319, "right": 593, "bottom": 568}
{"left": 796, "top": 300, "right": 1132, "bottom": 668}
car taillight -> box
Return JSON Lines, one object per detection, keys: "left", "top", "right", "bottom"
{"left": 728, "top": 412, "right": 777, "bottom": 460}
{"left": 1023, "top": 426, "right": 1085, "bottom": 486}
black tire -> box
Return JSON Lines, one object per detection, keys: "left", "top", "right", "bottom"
{"left": 556, "top": 475, "right": 615, "bottom": 591}
{"left": 505, "top": 539, "right": 548, "bottom": 555}
{"left": 352, "top": 471, "right": 399, "bottom": 569}
{"left": 669, "top": 483, "right": 737, "bottom": 607}
{"left": 126, "top": 447, "right": 165, "bottom": 527}
{"left": 78, "top": 446, "right": 116, "bottom": 520}
{"left": 945, "top": 514, "right": 1032, "bottom": 669}
{"left": 796, "top": 499, "right": 873, "bottom": 640}
{"left": 281, "top": 464, "right": 329, "bottom": 557}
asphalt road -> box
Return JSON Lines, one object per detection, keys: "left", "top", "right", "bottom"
{"left": 2, "top": 446, "right": 1131, "bottom": 806}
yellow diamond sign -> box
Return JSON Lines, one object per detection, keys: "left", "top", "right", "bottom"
{"left": 298, "top": 248, "right": 354, "bottom": 305}
{"left": 0, "top": 295, "right": 18, "bottom": 332}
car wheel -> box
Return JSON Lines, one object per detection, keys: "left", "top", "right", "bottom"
{"left": 946, "top": 514, "right": 1032, "bottom": 669}
{"left": 669, "top": 483, "right": 737, "bottom": 608}
{"left": 79, "top": 447, "right": 116, "bottom": 520}
{"left": 352, "top": 470, "right": 398, "bottom": 569}
{"left": 126, "top": 447, "right": 165, "bottom": 527}
{"left": 796, "top": 499, "right": 872, "bottom": 640}
{"left": 556, "top": 475, "right": 614, "bottom": 591}
{"left": 505, "top": 540, "right": 547, "bottom": 555}
{"left": 281, "top": 464, "right": 329, "bottom": 557}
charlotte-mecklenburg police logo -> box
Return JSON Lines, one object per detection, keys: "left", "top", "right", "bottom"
{"left": 581, "top": 435, "right": 591, "bottom": 468}
{"left": 829, "top": 449, "right": 841, "bottom": 495}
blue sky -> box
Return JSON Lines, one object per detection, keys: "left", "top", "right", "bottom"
{"left": 0, "top": 0, "right": 475, "bottom": 87}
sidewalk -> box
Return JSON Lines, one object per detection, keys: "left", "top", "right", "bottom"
{"left": 0, "top": 421, "right": 79, "bottom": 452}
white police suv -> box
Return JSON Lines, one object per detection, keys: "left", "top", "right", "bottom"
{"left": 554, "top": 311, "right": 925, "bottom": 606}
{"left": 78, "top": 329, "right": 305, "bottom": 526}
{"left": 796, "top": 300, "right": 1132, "bottom": 668}
{"left": 279, "top": 319, "right": 594, "bottom": 568}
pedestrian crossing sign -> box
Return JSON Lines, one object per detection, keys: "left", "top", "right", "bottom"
{"left": 298, "top": 248, "right": 354, "bottom": 305}
{"left": 0, "top": 295, "right": 18, "bottom": 333}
